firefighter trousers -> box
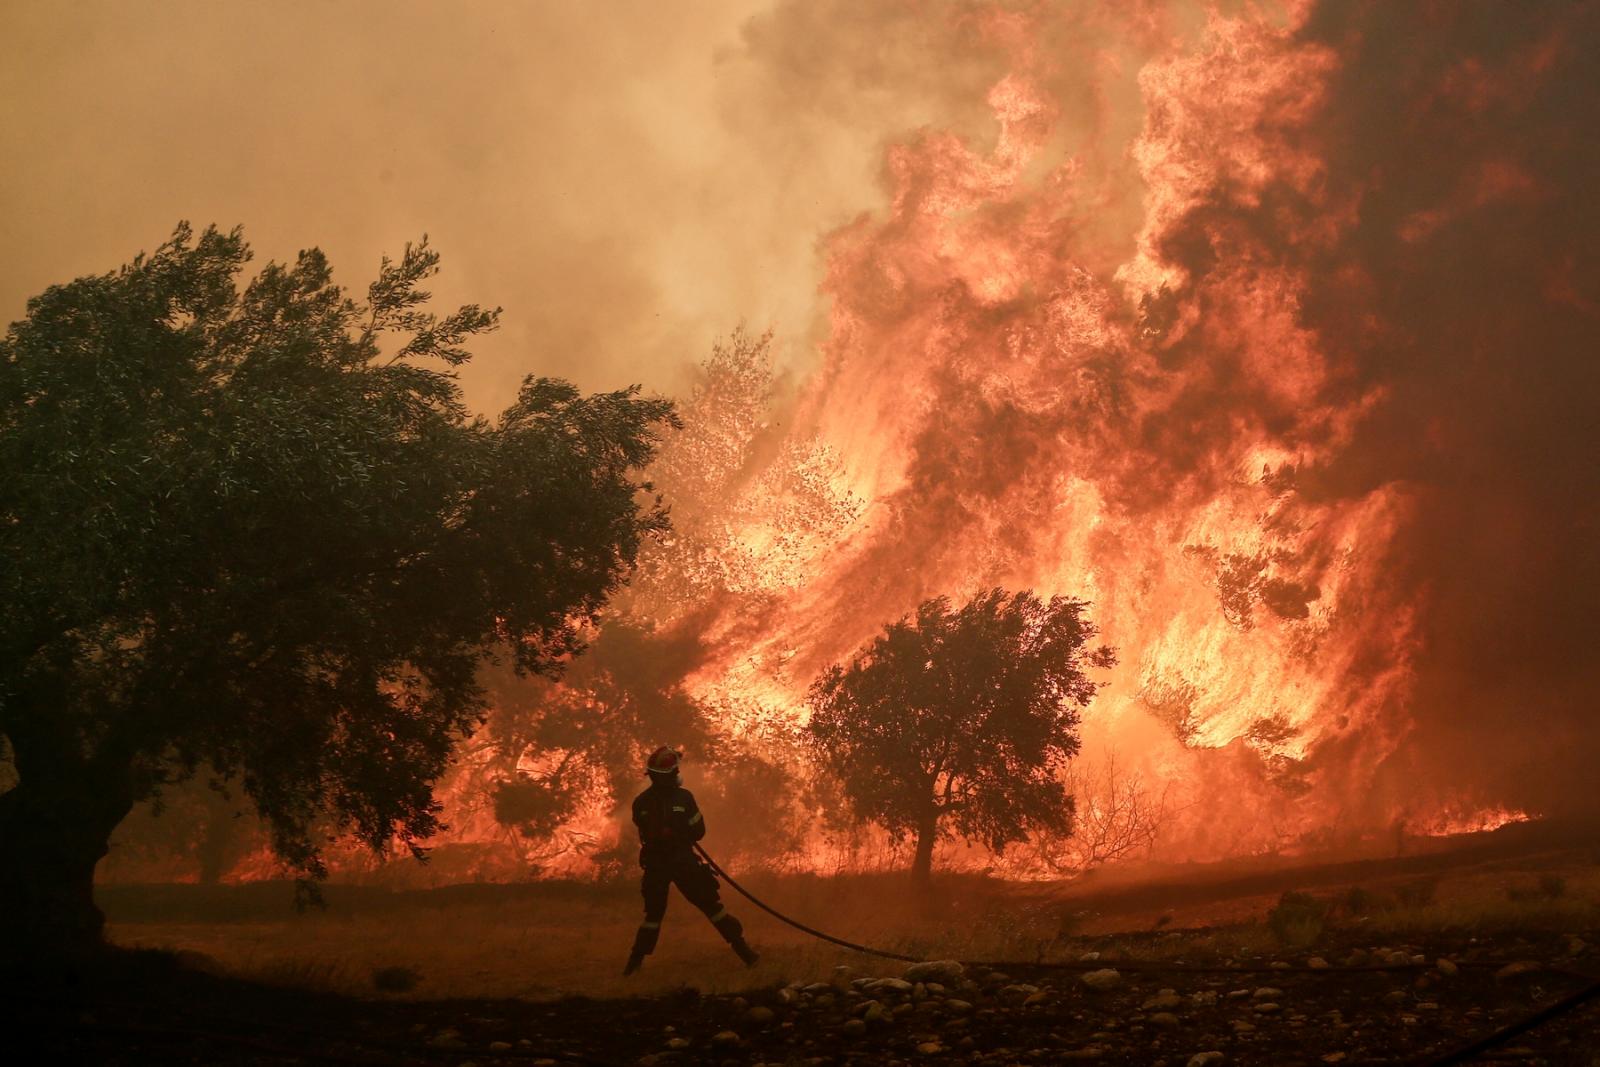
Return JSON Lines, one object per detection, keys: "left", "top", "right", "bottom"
{"left": 629, "top": 855, "right": 744, "bottom": 956}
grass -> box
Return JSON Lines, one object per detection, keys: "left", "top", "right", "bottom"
{"left": 99, "top": 848, "right": 1600, "bottom": 1000}
{"left": 103, "top": 871, "right": 1075, "bottom": 1000}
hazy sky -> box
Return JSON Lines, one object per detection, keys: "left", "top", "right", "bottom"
{"left": 0, "top": 0, "right": 1005, "bottom": 413}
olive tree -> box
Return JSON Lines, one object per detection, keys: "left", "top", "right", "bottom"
{"left": 805, "top": 589, "right": 1115, "bottom": 887}
{"left": 0, "top": 223, "right": 675, "bottom": 955}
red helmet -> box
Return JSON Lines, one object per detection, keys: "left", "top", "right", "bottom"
{"left": 646, "top": 746, "right": 681, "bottom": 777}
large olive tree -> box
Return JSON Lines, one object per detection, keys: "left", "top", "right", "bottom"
{"left": 0, "top": 224, "right": 675, "bottom": 955}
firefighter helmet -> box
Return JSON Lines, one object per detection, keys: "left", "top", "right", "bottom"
{"left": 646, "top": 747, "right": 681, "bottom": 778}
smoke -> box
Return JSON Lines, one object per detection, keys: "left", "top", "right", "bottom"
{"left": 1289, "top": 0, "right": 1600, "bottom": 816}
{"left": 0, "top": 0, "right": 1014, "bottom": 410}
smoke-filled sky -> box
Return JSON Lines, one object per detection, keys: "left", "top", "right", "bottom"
{"left": 0, "top": 0, "right": 1021, "bottom": 410}
{"left": 9, "top": 0, "right": 1600, "bottom": 875}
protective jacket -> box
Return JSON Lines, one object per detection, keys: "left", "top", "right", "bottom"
{"left": 631, "top": 781, "right": 705, "bottom": 868}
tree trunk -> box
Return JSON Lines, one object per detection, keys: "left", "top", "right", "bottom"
{"left": 197, "top": 782, "right": 238, "bottom": 886}
{"left": 910, "top": 808, "right": 938, "bottom": 891}
{"left": 0, "top": 725, "right": 135, "bottom": 961}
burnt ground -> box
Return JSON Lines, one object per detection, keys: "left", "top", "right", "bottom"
{"left": 10, "top": 924, "right": 1599, "bottom": 1066}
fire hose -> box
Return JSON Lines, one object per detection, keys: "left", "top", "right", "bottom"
{"left": 694, "top": 843, "right": 921, "bottom": 962}
{"left": 694, "top": 843, "right": 1600, "bottom": 1064}
{"left": 698, "top": 842, "right": 1457, "bottom": 974}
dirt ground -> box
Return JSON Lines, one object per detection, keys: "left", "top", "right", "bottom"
{"left": 15, "top": 821, "right": 1600, "bottom": 1065}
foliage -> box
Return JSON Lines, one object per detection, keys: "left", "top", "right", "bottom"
{"left": 626, "top": 325, "right": 861, "bottom": 619}
{"left": 1507, "top": 874, "right": 1567, "bottom": 903}
{"left": 478, "top": 620, "right": 717, "bottom": 839}
{"left": 1341, "top": 885, "right": 1380, "bottom": 917}
{"left": 804, "top": 588, "right": 1115, "bottom": 880}
{"left": 1393, "top": 877, "right": 1440, "bottom": 909}
{"left": 0, "top": 222, "right": 676, "bottom": 896}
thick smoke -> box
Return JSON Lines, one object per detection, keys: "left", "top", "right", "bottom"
{"left": 1291, "top": 0, "right": 1600, "bottom": 817}
{"left": 0, "top": 0, "right": 1011, "bottom": 410}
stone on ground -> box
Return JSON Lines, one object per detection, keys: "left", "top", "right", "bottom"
{"left": 1081, "top": 968, "right": 1123, "bottom": 991}
{"left": 905, "top": 960, "right": 965, "bottom": 983}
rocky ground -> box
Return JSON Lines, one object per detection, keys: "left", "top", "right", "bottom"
{"left": 16, "top": 925, "right": 1599, "bottom": 1066}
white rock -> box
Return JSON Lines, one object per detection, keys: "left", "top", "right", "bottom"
{"left": 867, "top": 977, "right": 915, "bottom": 994}
{"left": 1143, "top": 994, "right": 1184, "bottom": 1011}
{"left": 1081, "top": 969, "right": 1122, "bottom": 991}
{"left": 1188, "top": 1053, "right": 1225, "bottom": 1067}
{"left": 904, "top": 960, "right": 965, "bottom": 983}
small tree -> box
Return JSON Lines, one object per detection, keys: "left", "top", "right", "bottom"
{"left": 804, "top": 588, "right": 1115, "bottom": 887}
{"left": 0, "top": 223, "right": 676, "bottom": 955}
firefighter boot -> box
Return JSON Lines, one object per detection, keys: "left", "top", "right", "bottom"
{"left": 624, "top": 922, "right": 660, "bottom": 976}
{"left": 731, "top": 936, "right": 760, "bottom": 967}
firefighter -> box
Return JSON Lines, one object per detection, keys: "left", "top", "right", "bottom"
{"left": 623, "top": 747, "right": 759, "bottom": 976}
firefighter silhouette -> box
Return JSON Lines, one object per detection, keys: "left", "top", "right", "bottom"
{"left": 623, "top": 747, "right": 759, "bottom": 975}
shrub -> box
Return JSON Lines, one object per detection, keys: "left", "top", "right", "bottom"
{"left": 1342, "top": 886, "right": 1380, "bottom": 917}
{"left": 1268, "top": 891, "right": 1328, "bottom": 948}
{"left": 1507, "top": 875, "right": 1567, "bottom": 903}
{"left": 1393, "top": 878, "right": 1438, "bottom": 909}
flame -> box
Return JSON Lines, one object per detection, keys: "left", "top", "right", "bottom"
{"left": 657, "top": 5, "right": 1418, "bottom": 864}
{"left": 1411, "top": 805, "right": 1532, "bottom": 839}
{"left": 406, "top": 2, "right": 1529, "bottom": 878}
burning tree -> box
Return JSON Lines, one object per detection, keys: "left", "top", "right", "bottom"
{"left": 456, "top": 327, "right": 854, "bottom": 873}
{"left": 0, "top": 223, "right": 676, "bottom": 955}
{"left": 804, "top": 588, "right": 1115, "bottom": 888}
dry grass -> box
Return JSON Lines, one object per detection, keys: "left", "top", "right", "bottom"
{"left": 103, "top": 873, "right": 1069, "bottom": 1001}
{"left": 101, "top": 848, "right": 1600, "bottom": 999}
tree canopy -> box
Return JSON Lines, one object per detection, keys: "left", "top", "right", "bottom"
{"left": 0, "top": 223, "right": 675, "bottom": 951}
{"left": 804, "top": 588, "right": 1115, "bottom": 886}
